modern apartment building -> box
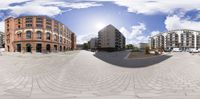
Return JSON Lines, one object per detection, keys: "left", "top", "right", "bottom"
{"left": 0, "top": 32, "right": 5, "bottom": 48}
{"left": 5, "top": 16, "right": 76, "bottom": 53}
{"left": 149, "top": 29, "right": 200, "bottom": 51}
{"left": 89, "top": 37, "right": 98, "bottom": 50}
{"left": 98, "top": 24, "right": 125, "bottom": 51}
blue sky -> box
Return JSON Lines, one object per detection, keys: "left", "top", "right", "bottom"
{"left": 0, "top": 0, "right": 200, "bottom": 44}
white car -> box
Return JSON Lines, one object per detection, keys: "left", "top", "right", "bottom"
{"left": 172, "top": 48, "right": 182, "bottom": 52}
{"left": 189, "top": 49, "right": 199, "bottom": 53}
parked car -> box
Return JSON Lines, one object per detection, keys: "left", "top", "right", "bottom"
{"left": 172, "top": 48, "right": 182, "bottom": 52}
{"left": 164, "top": 49, "right": 172, "bottom": 52}
{"left": 189, "top": 49, "right": 199, "bottom": 53}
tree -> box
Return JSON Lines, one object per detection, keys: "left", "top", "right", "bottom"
{"left": 145, "top": 46, "right": 150, "bottom": 54}
{"left": 126, "top": 44, "right": 134, "bottom": 49}
{"left": 83, "top": 43, "right": 89, "bottom": 50}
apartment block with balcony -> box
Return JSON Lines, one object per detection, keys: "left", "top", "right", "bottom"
{"left": 149, "top": 29, "right": 200, "bottom": 51}
{"left": 98, "top": 24, "right": 125, "bottom": 51}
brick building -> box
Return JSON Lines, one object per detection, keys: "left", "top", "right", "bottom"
{"left": 71, "top": 33, "right": 76, "bottom": 50}
{"left": 5, "top": 16, "right": 76, "bottom": 53}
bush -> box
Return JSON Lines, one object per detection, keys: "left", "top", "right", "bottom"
{"left": 145, "top": 47, "right": 150, "bottom": 54}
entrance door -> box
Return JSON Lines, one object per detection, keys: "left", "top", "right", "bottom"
{"left": 63, "top": 46, "right": 66, "bottom": 51}
{"left": 7, "top": 46, "right": 10, "bottom": 52}
{"left": 46, "top": 44, "right": 51, "bottom": 52}
{"left": 26, "top": 43, "right": 32, "bottom": 52}
{"left": 54, "top": 45, "right": 57, "bottom": 52}
{"left": 16, "top": 44, "right": 21, "bottom": 52}
{"left": 60, "top": 46, "right": 62, "bottom": 51}
{"left": 36, "top": 44, "right": 42, "bottom": 53}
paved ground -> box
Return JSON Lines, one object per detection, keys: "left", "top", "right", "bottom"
{"left": 0, "top": 51, "right": 200, "bottom": 99}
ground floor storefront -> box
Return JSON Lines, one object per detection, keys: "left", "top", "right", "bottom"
{"left": 12, "top": 42, "right": 71, "bottom": 53}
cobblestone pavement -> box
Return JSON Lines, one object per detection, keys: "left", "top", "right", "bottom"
{"left": 0, "top": 51, "right": 200, "bottom": 99}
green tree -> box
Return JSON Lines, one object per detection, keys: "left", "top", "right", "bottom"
{"left": 83, "top": 43, "right": 89, "bottom": 50}
{"left": 126, "top": 44, "right": 134, "bottom": 49}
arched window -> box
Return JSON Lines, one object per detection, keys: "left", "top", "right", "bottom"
{"left": 26, "top": 31, "right": 32, "bottom": 39}
{"left": 46, "top": 32, "right": 51, "bottom": 40}
{"left": 37, "top": 31, "right": 42, "bottom": 39}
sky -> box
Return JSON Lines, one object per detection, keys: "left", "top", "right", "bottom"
{"left": 0, "top": 0, "right": 200, "bottom": 44}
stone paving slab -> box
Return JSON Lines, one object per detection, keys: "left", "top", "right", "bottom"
{"left": 0, "top": 51, "right": 200, "bottom": 99}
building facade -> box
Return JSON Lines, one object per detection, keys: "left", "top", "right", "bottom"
{"left": 98, "top": 24, "right": 125, "bottom": 51}
{"left": 89, "top": 37, "right": 98, "bottom": 50}
{"left": 0, "top": 32, "right": 5, "bottom": 48}
{"left": 149, "top": 29, "right": 200, "bottom": 51}
{"left": 5, "top": 16, "right": 76, "bottom": 53}
{"left": 71, "top": 33, "right": 76, "bottom": 50}
{"left": 139, "top": 43, "right": 149, "bottom": 51}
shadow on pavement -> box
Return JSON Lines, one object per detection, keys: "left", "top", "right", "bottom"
{"left": 94, "top": 51, "right": 172, "bottom": 68}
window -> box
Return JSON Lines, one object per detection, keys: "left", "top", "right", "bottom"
{"left": 26, "top": 17, "right": 32, "bottom": 23}
{"left": 37, "top": 31, "right": 42, "bottom": 39}
{"left": 46, "top": 18, "right": 52, "bottom": 30}
{"left": 36, "top": 24, "right": 42, "bottom": 28}
{"left": 60, "top": 37, "right": 62, "bottom": 43}
{"left": 46, "top": 32, "right": 51, "bottom": 40}
{"left": 26, "top": 24, "right": 32, "bottom": 27}
{"left": 26, "top": 31, "right": 32, "bottom": 39}
{"left": 36, "top": 17, "right": 43, "bottom": 23}
{"left": 17, "top": 33, "right": 21, "bottom": 38}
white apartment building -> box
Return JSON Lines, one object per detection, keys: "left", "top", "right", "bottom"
{"left": 0, "top": 32, "right": 4, "bottom": 48}
{"left": 149, "top": 29, "right": 200, "bottom": 51}
{"left": 98, "top": 24, "right": 125, "bottom": 51}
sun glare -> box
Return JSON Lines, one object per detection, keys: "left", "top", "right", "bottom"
{"left": 96, "top": 22, "right": 106, "bottom": 30}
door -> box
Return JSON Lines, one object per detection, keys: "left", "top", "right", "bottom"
{"left": 16, "top": 44, "right": 21, "bottom": 52}
{"left": 26, "top": 43, "right": 32, "bottom": 52}
{"left": 36, "top": 44, "right": 42, "bottom": 53}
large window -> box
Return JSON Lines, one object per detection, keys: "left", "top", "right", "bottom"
{"left": 46, "top": 18, "right": 52, "bottom": 30}
{"left": 37, "top": 31, "right": 42, "bottom": 39}
{"left": 46, "top": 32, "right": 51, "bottom": 40}
{"left": 36, "top": 17, "right": 43, "bottom": 28}
{"left": 26, "top": 17, "right": 32, "bottom": 23}
{"left": 26, "top": 31, "right": 32, "bottom": 39}
{"left": 26, "top": 17, "right": 33, "bottom": 28}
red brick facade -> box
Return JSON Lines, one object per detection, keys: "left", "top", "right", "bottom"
{"left": 71, "top": 33, "right": 76, "bottom": 50}
{"left": 5, "top": 16, "right": 76, "bottom": 53}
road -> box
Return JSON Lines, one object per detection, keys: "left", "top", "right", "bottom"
{"left": 0, "top": 51, "right": 200, "bottom": 99}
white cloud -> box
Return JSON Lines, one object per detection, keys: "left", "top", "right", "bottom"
{"left": 150, "top": 31, "right": 160, "bottom": 37}
{"left": 9, "top": 3, "right": 63, "bottom": 16}
{"left": 120, "top": 23, "right": 148, "bottom": 45}
{"left": 0, "top": 0, "right": 103, "bottom": 32}
{"left": 165, "top": 15, "right": 200, "bottom": 31}
{"left": 111, "top": 0, "right": 200, "bottom": 15}
{"left": 0, "top": 0, "right": 29, "bottom": 10}
{"left": 0, "top": 21, "right": 4, "bottom": 32}
{"left": 77, "top": 33, "right": 97, "bottom": 44}
{"left": 0, "top": 0, "right": 103, "bottom": 17}
{"left": 50, "top": 2, "right": 103, "bottom": 9}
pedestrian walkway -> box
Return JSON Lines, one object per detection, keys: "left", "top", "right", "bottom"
{"left": 0, "top": 51, "right": 200, "bottom": 99}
